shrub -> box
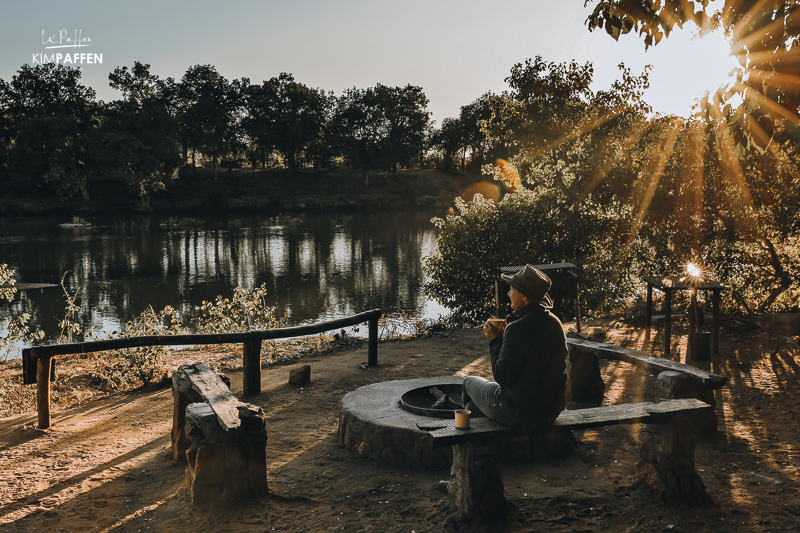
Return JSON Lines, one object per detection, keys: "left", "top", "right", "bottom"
{"left": 423, "top": 179, "right": 655, "bottom": 324}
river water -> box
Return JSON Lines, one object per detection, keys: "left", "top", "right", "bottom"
{"left": 0, "top": 211, "right": 448, "bottom": 357}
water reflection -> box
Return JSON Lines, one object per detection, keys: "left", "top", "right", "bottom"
{"left": 0, "top": 212, "right": 445, "bottom": 355}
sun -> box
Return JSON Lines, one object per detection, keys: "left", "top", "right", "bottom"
{"left": 686, "top": 28, "right": 742, "bottom": 101}
{"left": 646, "top": 26, "right": 743, "bottom": 117}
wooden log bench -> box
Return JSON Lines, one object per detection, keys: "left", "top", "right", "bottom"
{"left": 566, "top": 337, "right": 728, "bottom": 431}
{"left": 171, "top": 362, "right": 268, "bottom": 506}
{"left": 423, "top": 398, "right": 712, "bottom": 520}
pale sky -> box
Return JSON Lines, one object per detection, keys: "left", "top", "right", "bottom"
{"left": 1, "top": 1, "right": 739, "bottom": 126}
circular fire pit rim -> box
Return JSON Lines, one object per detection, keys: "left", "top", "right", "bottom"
{"left": 340, "top": 376, "right": 464, "bottom": 432}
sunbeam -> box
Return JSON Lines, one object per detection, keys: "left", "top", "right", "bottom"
{"left": 571, "top": 120, "right": 652, "bottom": 211}
{"left": 615, "top": 117, "right": 682, "bottom": 273}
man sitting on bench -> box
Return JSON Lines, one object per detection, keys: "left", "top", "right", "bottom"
{"left": 463, "top": 264, "right": 568, "bottom": 427}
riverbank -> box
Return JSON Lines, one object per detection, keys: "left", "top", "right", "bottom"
{"left": 1, "top": 319, "right": 799, "bottom": 531}
{"left": 0, "top": 168, "right": 487, "bottom": 217}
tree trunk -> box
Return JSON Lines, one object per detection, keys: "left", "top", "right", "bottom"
{"left": 80, "top": 182, "right": 91, "bottom": 208}
{"left": 758, "top": 235, "right": 791, "bottom": 311}
{"left": 0, "top": 158, "right": 9, "bottom": 183}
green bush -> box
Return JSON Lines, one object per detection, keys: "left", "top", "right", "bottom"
{"left": 423, "top": 181, "right": 655, "bottom": 325}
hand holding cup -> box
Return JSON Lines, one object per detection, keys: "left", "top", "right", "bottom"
{"left": 483, "top": 318, "right": 506, "bottom": 339}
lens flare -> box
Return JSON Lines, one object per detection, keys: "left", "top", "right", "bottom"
{"left": 683, "top": 262, "right": 706, "bottom": 284}
{"left": 494, "top": 159, "right": 520, "bottom": 193}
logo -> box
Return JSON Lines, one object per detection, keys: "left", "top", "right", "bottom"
{"left": 32, "top": 30, "right": 103, "bottom": 65}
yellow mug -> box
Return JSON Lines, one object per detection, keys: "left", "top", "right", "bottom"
{"left": 454, "top": 409, "right": 471, "bottom": 429}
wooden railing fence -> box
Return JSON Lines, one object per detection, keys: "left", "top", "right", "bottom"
{"left": 22, "top": 308, "right": 382, "bottom": 430}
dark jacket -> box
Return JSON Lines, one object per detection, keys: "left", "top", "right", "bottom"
{"left": 488, "top": 303, "right": 568, "bottom": 426}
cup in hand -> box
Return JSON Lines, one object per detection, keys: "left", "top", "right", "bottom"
{"left": 487, "top": 318, "right": 506, "bottom": 331}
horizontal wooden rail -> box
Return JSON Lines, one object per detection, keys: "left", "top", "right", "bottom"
{"left": 23, "top": 308, "right": 382, "bottom": 430}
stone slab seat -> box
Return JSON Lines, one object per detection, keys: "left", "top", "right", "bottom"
{"left": 422, "top": 398, "right": 713, "bottom": 520}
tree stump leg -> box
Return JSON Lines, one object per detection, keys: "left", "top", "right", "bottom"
{"left": 566, "top": 346, "right": 605, "bottom": 404}
{"left": 655, "top": 371, "right": 718, "bottom": 432}
{"left": 448, "top": 442, "right": 505, "bottom": 519}
{"left": 635, "top": 414, "right": 708, "bottom": 502}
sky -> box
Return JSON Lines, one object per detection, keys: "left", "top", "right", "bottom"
{"left": 0, "top": 0, "right": 741, "bottom": 126}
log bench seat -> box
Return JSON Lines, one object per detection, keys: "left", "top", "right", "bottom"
{"left": 171, "top": 362, "right": 269, "bottom": 506}
{"left": 566, "top": 337, "right": 727, "bottom": 431}
{"left": 423, "top": 398, "right": 712, "bottom": 519}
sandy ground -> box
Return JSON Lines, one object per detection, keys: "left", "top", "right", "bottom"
{"left": 1, "top": 319, "right": 799, "bottom": 532}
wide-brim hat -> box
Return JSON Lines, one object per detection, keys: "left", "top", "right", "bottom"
{"left": 502, "top": 264, "right": 553, "bottom": 308}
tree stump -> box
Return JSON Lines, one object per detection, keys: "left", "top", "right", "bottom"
{"left": 635, "top": 414, "right": 708, "bottom": 502}
{"left": 171, "top": 363, "right": 268, "bottom": 507}
{"left": 448, "top": 442, "right": 506, "bottom": 519}
{"left": 566, "top": 345, "right": 605, "bottom": 404}
{"left": 655, "top": 371, "right": 717, "bottom": 432}
{"left": 289, "top": 364, "right": 311, "bottom": 385}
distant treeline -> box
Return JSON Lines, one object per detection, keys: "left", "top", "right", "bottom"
{"left": 0, "top": 62, "right": 500, "bottom": 207}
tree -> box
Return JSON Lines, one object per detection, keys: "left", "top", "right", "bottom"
{"left": 584, "top": 0, "right": 800, "bottom": 151}
{"left": 584, "top": 0, "right": 800, "bottom": 310}
{"left": 459, "top": 93, "right": 495, "bottom": 172}
{"left": 425, "top": 58, "right": 654, "bottom": 321}
{"left": 381, "top": 84, "right": 430, "bottom": 172}
{"left": 175, "top": 65, "right": 245, "bottom": 176}
{"left": 331, "top": 84, "right": 430, "bottom": 183}
{"left": 3, "top": 63, "right": 99, "bottom": 204}
{"left": 243, "top": 73, "right": 330, "bottom": 176}
{"left": 430, "top": 94, "right": 497, "bottom": 173}
{"left": 430, "top": 117, "right": 463, "bottom": 172}
{"left": 104, "top": 62, "right": 181, "bottom": 208}
{"left": 0, "top": 83, "right": 13, "bottom": 183}
{"left": 109, "top": 61, "right": 170, "bottom": 104}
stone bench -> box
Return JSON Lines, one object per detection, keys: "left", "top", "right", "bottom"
{"left": 171, "top": 362, "right": 268, "bottom": 506}
{"left": 424, "top": 398, "right": 712, "bottom": 520}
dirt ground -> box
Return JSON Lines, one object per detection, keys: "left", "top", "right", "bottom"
{"left": 1, "top": 319, "right": 799, "bottom": 533}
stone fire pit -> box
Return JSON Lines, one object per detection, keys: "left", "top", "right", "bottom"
{"left": 338, "top": 377, "right": 462, "bottom": 468}
{"left": 338, "top": 377, "right": 566, "bottom": 468}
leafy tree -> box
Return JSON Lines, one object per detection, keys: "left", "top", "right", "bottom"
{"left": 431, "top": 116, "right": 463, "bottom": 171}
{"left": 331, "top": 83, "right": 430, "bottom": 183}
{"left": 109, "top": 61, "right": 170, "bottom": 104}
{"left": 430, "top": 94, "right": 496, "bottom": 173}
{"left": 459, "top": 93, "right": 496, "bottom": 172}
{"left": 2, "top": 64, "right": 99, "bottom": 204}
{"left": 175, "top": 65, "right": 245, "bottom": 176}
{"left": 0, "top": 85, "right": 12, "bottom": 183}
{"left": 382, "top": 84, "right": 430, "bottom": 172}
{"left": 243, "top": 73, "right": 330, "bottom": 175}
{"left": 425, "top": 58, "right": 655, "bottom": 321}
{"left": 584, "top": 0, "right": 800, "bottom": 151}
{"left": 584, "top": 0, "right": 800, "bottom": 310}
{"left": 105, "top": 62, "right": 181, "bottom": 208}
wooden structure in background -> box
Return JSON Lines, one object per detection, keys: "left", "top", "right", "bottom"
{"left": 643, "top": 276, "right": 726, "bottom": 356}
{"left": 495, "top": 263, "right": 580, "bottom": 331}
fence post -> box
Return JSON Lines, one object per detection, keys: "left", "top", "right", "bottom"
{"left": 242, "top": 333, "right": 262, "bottom": 396}
{"left": 36, "top": 356, "right": 52, "bottom": 429}
{"left": 368, "top": 314, "right": 379, "bottom": 366}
